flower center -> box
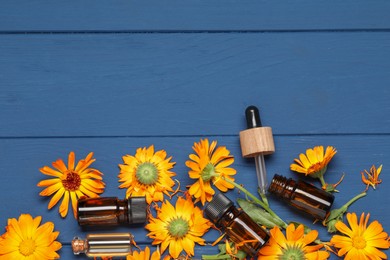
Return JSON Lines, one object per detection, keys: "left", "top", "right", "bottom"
{"left": 280, "top": 245, "right": 305, "bottom": 260}
{"left": 201, "top": 163, "right": 217, "bottom": 182}
{"left": 352, "top": 236, "right": 367, "bottom": 249}
{"left": 136, "top": 162, "right": 158, "bottom": 185}
{"left": 168, "top": 217, "right": 189, "bottom": 239}
{"left": 19, "top": 239, "right": 36, "bottom": 256}
{"left": 62, "top": 171, "right": 81, "bottom": 191}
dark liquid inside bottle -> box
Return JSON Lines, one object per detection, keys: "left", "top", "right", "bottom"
{"left": 268, "top": 174, "right": 334, "bottom": 220}
{"left": 77, "top": 197, "right": 146, "bottom": 226}
{"left": 219, "top": 206, "right": 269, "bottom": 255}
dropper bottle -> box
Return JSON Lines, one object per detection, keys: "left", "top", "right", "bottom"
{"left": 239, "top": 105, "right": 275, "bottom": 194}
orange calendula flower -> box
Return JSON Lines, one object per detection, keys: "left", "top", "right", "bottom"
{"left": 186, "top": 139, "right": 236, "bottom": 205}
{"left": 331, "top": 212, "right": 389, "bottom": 259}
{"left": 0, "top": 214, "right": 62, "bottom": 259}
{"left": 126, "top": 246, "right": 161, "bottom": 260}
{"left": 145, "top": 196, "right": 212, "bottom": 259}
{"left": 38, "top": 151, "right": 105, "bottom": 218}
{"left": 258, "top": 223, "right": 330, "bottom": 260}
{"left": 361, "top": 164, "right": 383, "bottom": 191}
{"left": 118, "top": 145, "right": 176, "bottom": 204}
{"left": 290, "top": 145, "right": 336, "bottom": 177}
{"left": 290, "top": 145, "right": 340, "bottom": 192}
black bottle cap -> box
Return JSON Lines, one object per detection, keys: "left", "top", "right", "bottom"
{"left": 245, "top": 105, "right": 262, "bottom": 129}
{"left": 204, "top": 193, "right": 234, "bottom": 224}
{"left": 128, "top": 197, "right": 147, "bottom": 224}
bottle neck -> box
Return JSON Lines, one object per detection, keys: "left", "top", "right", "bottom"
{"left": 72, "top": 237, "right": 87, "bottom": 255}
{"left": 218, "top": 206, "right": 240, "bottom": 227}
{"left": 118, "top": 199, "right": 130, "bottom": 223}
{"left": 268, "top": 174, "right": 296, "bottom": 200}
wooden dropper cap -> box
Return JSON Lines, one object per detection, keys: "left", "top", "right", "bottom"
{"left": 239, "top": 106, "right": 275, "bottom": 158}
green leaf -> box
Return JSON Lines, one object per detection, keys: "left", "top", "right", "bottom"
{"left": 237, "top": 198, "right": 284, "bottom": 228}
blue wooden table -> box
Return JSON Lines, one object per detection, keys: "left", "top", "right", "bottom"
{"left": 0, "top": 1, "right": 389, "bottom": 259}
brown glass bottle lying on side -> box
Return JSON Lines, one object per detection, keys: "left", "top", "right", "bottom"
{"left": 77, "top": 197, "right": 147, "bottom": 226}
{"left": 204, "top": 193, "right": 270, "bottom": 257}
{"left": 268, "top": 174, "right": 335, "bottom": 221}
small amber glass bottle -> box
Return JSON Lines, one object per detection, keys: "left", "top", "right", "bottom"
{"left": 204, "top": 193, "right": 270, "bottom": 256}
{"left": 77, "top": 197, "right": 147, "bottom": 226}
{"left": 268, "top": 174, "right": 335, "bottom": 221}
{"left": 72, "top": 233, "right": 133, "bottom": 257}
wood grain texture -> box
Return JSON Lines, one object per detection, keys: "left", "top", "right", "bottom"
{"left": 1, "top": 33, "right": 389, "bottom": 137}
{"left": 1, "top": 1, "right": 390, "bottom": 259}
{"left": 0, "top": 0, "right": 390, "bottom": 32}
{"left": 0, "top": 135, "right": 388, "bottom": 254}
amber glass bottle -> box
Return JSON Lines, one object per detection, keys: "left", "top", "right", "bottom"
{"left": 268, "top": 174, "right": 335, "bottom": 221}
{"left": 72, "top": 233, "right": 133, "bottom": 257}
{"left": 77, "top": 197, "right": 147, "bottom": 226}
{"left": 204, "top": 193, "right": 269, "bottom": 256}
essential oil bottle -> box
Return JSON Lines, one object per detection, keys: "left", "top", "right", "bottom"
{"left": 268, "top": 174, "right": 335, "bottom": 221}
{"left": 204, "top": 193, "right": 270, "bottom": 256}
{"left": 77, "top": 197, "right": 147, "bottom": 226}
{"left": 72, "top": 233, "right": 133, "bottom": 257}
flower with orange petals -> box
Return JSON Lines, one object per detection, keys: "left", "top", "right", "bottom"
{"left": 186, "top": 139, "right": 236, "bottom": 205}
{"left": 361, "top": 164, "right": 383, "bottom": 191}
{"left": 331, "top": 212, "right": 389, "bottom": 259}
{"left": 118, "top": 145, "right": 176, "bottom": 204}
{"left": 0, "top": 214, "right": 62, "bottom": 259}
{"left": 290, "top": 145, "right": 340, "bottom": 192}
{"left": 145, "top": 196, "right": 211, "bottom": 259}
{"left": 258, "top": 223, "right": 329, "bottom": 260}
{"left": 38, "top": 151, "right": 105, "bottom": 218}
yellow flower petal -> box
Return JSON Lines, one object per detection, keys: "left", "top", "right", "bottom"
{"left": 37, "top": 178, "right": 60, "bottom": 187}
{"left": 48, "top": 188, "right": 65, "bottom": 209}
{"left": 39, "top": 166, "right": 62, "bottom": 178}
{"left": 52, "top": 159, "right": 67, "bottom": 173}
{"left": 306, "top": 148, "right": 319, "bottom": 164}
{"left": 39, "top": 182, "right": 63, "bottom": 196}
{"left": 181, "top": 237, "right": 195, "bottom": 256}
{"left": 59, "top": 191, "right": 70, "bottom": 218}
{"left": 299, "top": 153, "right": 311, "bottom": 168}
{"left": 305, "top": 250, "right": 330, "bottom": 260}
{"left": 68, "top": 151, "right": 75, "bottom": 170}
{"left": 70, "top": 192, "right": 78, "bottom": 219}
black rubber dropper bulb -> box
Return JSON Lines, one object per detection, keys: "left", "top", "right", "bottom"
{"left": 245, "top": 105, "right": 262, "bottom": 129}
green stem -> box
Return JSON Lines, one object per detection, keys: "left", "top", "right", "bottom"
{"left": 223, "top": 177, "right": 288, "bottom": 228}
{"left": 318, "top": 175, "right": 326, "bottom": 188}
{"left": 343, "top": 192, "right": 366, "bottom": 209}
{"left": 259, "top": 189, "right": 269, "bottom": 207}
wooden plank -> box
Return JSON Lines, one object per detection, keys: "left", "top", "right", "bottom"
{"left": 0, "top": 135, "right": 388, "bottom": 252}
{"left": 1, "top": 33, "right": 389, "bottom": 137}
{"left": 0, "top": 0, "right": 390, "bottom": 32}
